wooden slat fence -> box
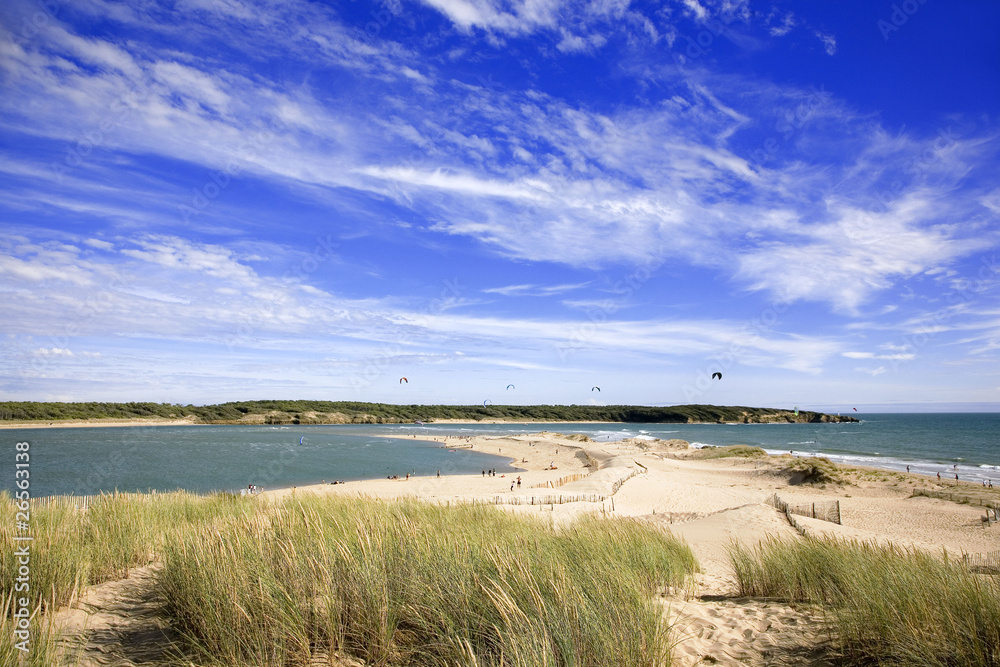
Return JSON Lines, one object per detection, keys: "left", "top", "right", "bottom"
{"left": 23, "top": 489, "right": 244, "bottom": 509}
{"left": 530, "top": 473, "right": 587, "bottom": 489}
{"left": 611, "top": 466, "right": 643, "bottom": 494}
{"left": 788, "top": 500, "right": 841, "bottom": 524}
{"left": 911, "top": 488, "right": 1000, "bottom": 510}
{"left": 767, "top": 494, "right": 841, "bottom": 536}
{"left": 911, "top": 489, "right": 1000, "bottom": 529}
{"left": 439, "top": 493, "right": 606, "bottom": 509}
{"left": 27, "top": 492, "right": 148, "bottom": 510}
{"left": 962, "top": 551, "right": 1000, "bottom": 574}
{"left": 766, "top": 494, "right": 809, "bottom": 536}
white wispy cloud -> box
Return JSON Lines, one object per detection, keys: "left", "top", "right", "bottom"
{"left": 5, "top": 0, "right": 992, "bottom": 319}
{"left": 1, "top": 0, "right": 997, "bottom": 405}
{"left": 0, "top": 230, "right": 847, "bottom": 379}
{"left": 481, "top": 282, "right": 590, "bottom": 296}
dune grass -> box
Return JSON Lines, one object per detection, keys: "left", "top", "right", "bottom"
{"left": 2, "top": 491, "right": 696, "bottom": 665}
{"left": 686, "top": 445, "right": 767, "bottom": 459}
{"left": 0, "top": 490, "right": 255, "bottom": 612}
{"left": 159, "top": 496, "right": 698, "bottom": 666}
{"left": 780, "top": 456, "right": 844, "bottom": 485}
{"left": 729, "top": 537, "right": 1000, "bottom": 666}
{"left": 0, "top": 591, "right": 70, "bottom": 667}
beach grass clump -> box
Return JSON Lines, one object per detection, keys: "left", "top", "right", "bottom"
{"left": 0, "top": 490, "right": 258, "bottom": 613}
{"left": 781, "top": 456, "right": 843, "bottom": 485}
{"left": 84, "top": 490, "right": 253, "bottom": 582}
{"left": 688, "top": 445, "right": 767, "bottom": 459}
{"left": 159, "top": 496, "right": 697, "bottom": 666}
{"left": 0, "top": 494, "right": 90, "bottom": 611}
{"left": 728, "top": 537, "right": 1000, "bottom": 666}
{"left": 0, "top": 592, "right": 77, "bottom": 667}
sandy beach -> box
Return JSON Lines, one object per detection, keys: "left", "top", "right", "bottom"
{"left": 251, "top": 430, "right": 998, "bottom": 665}
{"left": 52, "top": 430, "right": 999, "bottom": 666}
{"left": 0, "top": 416, "right": 205, "bottom": 429}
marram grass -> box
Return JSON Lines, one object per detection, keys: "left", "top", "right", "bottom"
{"left": 159, "top": 496, "right": 698, "bottom": 666}
{"left": 1, "top": 490, "right": 256, "bottom": 612}
{"left": 728, "top": 536, "right": 1000, "bottom": 667}
{"left": 3, "top": 491, "right": 696, "bottom": 665}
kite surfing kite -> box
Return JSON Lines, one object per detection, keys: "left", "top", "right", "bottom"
{"left": 712, "top": 372, "right": 722, "bottom": 380}
{"left": 506, "top": 384, "right": 515, "bottom": 390}
{"left": 592, "top": 386, "right": 601, "bottom": 392}
{"left": 399, "top": 377, "right": 408, "bottom": 384}
{"left": 483, "top": 399, "right": 493, "bottom": 407}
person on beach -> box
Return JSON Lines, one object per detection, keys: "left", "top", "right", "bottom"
{"left": 517, "top": 476, "right": 521, "bottom": 488}
{"left": 482, "top": 470, "right": 485, "bottom": 477}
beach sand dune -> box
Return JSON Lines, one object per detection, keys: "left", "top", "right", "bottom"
{"left": 50, "top": 430, "right": 998, "bottom": 666}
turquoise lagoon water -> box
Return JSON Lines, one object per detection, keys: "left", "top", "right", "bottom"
{"left": 3, "top": 413, "right": 998, "bottom": 497}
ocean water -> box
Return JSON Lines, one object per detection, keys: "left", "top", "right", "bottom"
{"left": 355, "top": 413, "right": 1000, "bottom": 485}
{"left": 3, "top": 425, "right": 517, "bottom": 498}
{"left": 4, "top": 413, "right": 998, "bottom": 497}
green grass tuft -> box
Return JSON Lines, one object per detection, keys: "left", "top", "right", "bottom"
{"left": 728, "top": 537, "right": 1000, "bottom": 666}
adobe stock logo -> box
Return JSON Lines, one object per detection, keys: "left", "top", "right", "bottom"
{"left": 877, "top": 0, "right": 930, "bottom": 41}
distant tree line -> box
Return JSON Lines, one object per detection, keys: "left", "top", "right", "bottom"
{"left": 0, "top": 401, "right": 857, "bottom": 424}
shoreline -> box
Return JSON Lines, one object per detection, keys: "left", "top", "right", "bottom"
{"left": 0, "top": 417, "right": 205, "bottom": 429}
{"left": 260, "top": 430, "right": 998, "bottom": 496}
{"left": 39, "top": 430, "right": 1000, "bottom": 666}
{"left": 0, "top": 417, "right": 859, "bottom": 429}
{"left": 255, "top": 431, "right": 999, "bottom": 558}
{"left": 11, "top": 420, "right": 996, "bottom": 494}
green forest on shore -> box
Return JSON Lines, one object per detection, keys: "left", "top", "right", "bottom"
{"left": 0, "top": 401, "right": 857, "bottom": 424}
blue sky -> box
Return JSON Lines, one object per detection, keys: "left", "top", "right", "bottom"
{"left": 1, "top": 0, "right": 998, "bottom": 411}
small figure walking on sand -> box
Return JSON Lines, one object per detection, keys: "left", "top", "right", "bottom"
{"left": 437, "top": 470, "right": 440, "bottom": 477}
{"left": 906, "top": 465, "right": 910, "bottom": 473}
{"left": 517, "top": 476, "right": 521, "bottom": 489}
{"left": 511, "top": 481, "right": 515, "bottom": 491}
{"left": 482, "top": 470, "right": 485, "bottom": 477}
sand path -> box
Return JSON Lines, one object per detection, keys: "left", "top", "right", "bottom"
{"left": 54, "top": 565, "right": 178, "bottom": 666}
